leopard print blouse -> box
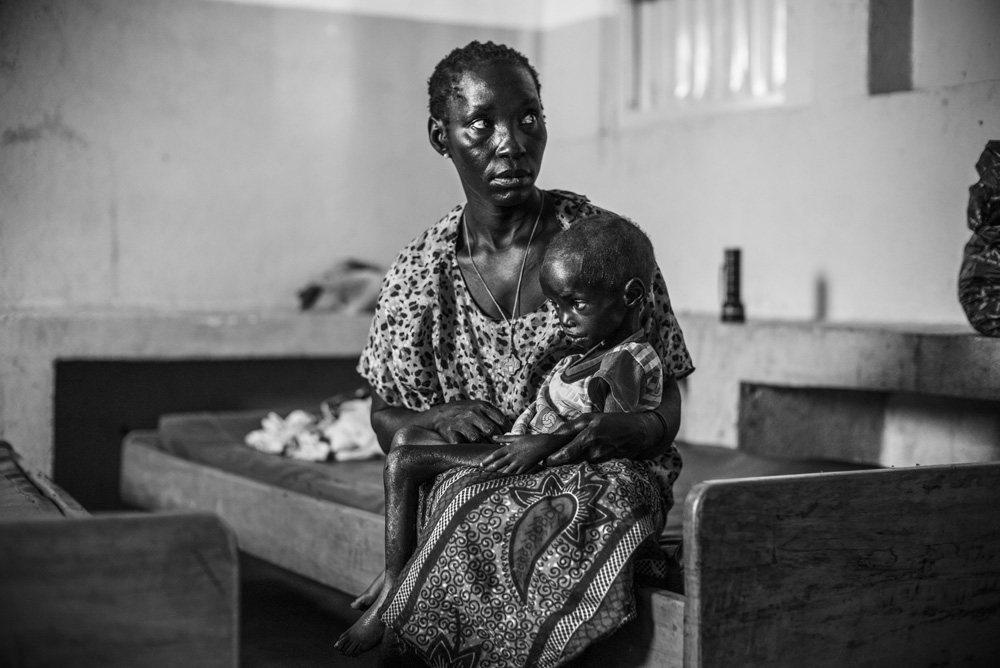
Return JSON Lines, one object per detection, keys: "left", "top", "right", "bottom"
{"left": 357, "top": 189, "right": 694, "bottom": 420}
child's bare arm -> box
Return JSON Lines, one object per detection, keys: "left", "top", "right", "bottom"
{"left": 480, "top": 431, "right": 574, "bottom": 475}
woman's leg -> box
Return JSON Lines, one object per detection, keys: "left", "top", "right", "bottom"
{"left": 378, "top": 627, "right": 426, "bottom": 668}
{"left": 335, "top": 442, "right": 497, "bottom": 656}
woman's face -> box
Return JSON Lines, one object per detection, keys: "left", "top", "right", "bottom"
{"left": 431, "top": 61, "right": 547, "bottom": 210}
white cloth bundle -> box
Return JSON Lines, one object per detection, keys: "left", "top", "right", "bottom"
{"left": 244, "top": 398, "right": 382, "bottom": 462}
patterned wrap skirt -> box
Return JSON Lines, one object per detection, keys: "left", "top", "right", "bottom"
{"left": 380, "top": 458, "right": 673, "bottom": 668}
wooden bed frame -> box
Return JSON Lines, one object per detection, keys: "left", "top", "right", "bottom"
{"left": 0, "top": 441, "right": 239, "bottom": 668}
{"left": 120, "top": 432, "right": 1000, "bottom": 667}
{"left": 589, "top": 462, "right": 1000, "bottom": 667}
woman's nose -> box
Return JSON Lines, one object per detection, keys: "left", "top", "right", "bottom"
{"left": 558, "top": 310, "right": 575, "bottom": 329}
{"left": 495, "top": 124, "right": 526, "bottom": 157}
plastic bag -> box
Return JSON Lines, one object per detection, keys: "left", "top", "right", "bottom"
{"left": 297, "top": 259, "right": 383, "bottom": 312}
{"left": 958, "top": 140, "right": 1000, "bottom": 336}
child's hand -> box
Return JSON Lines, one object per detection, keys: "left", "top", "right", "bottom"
{"left": 480, "top": 434, "right": 565, "bottom": 475}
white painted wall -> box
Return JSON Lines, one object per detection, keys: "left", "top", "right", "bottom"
{"left": 1, "top": 0, "right": 998, "bottom": 325}
{"left": 542, "top": 0, "right": 1000, "bottom": 325}
{"left": 0, "top": 0, "right": 525, "bottom": 311}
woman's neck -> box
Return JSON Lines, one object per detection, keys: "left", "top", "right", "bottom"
{"left": 457, "top": 188, "right": 555, "bottom": 320}
{"left": 463, "top": 188, "right": 544, "bottom": 253}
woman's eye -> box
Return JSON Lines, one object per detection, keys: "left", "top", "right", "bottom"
{"left": 573, "top": 301, "right": 588, "bottom": 311}
{"left": 470, "top": 119, "right": 490, "bottom": 131}
{"left": 522, "top": 112, "right": 538, "bottom": 125}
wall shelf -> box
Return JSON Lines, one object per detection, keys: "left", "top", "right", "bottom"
{"left": 2, "top": 309, "right": 998, "bottom": 474}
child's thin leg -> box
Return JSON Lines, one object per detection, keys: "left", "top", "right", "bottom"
{"left": 350, "top": 425, "right": 463, "bottom": 611}
{"left": 383, "top": 443, "right": 496, "bottom": 575}
{"left": 335, "top": 442, "right": 497, "bottom": 656}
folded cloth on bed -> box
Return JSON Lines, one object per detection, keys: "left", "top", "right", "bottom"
{"left": 155, "top": 410, "right": 386, "bottom": 514}
{"left": 245, "top": 397, "right": 382, "bottom": 462}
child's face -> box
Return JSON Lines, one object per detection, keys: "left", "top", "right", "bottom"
{"left": 540, "top": 254, "right": 630, "bottom": 350}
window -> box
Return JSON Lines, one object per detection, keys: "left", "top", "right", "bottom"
{"left": 619, "top": 0, "right": 788, "bottom": 115}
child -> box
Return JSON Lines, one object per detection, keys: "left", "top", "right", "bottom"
{"left": 335, "top": 213, "right": 664, "bottom": 657}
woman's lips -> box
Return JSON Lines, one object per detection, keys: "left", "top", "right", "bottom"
{"left": 491, "top": 171, "right": 531, "bottom": 187}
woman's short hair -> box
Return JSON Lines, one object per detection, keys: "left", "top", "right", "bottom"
{"left": 546, "top": 213, "right": 657, "bottom": 293}
{"left": 428, "top": 41, "right": 542, "bottom": 120}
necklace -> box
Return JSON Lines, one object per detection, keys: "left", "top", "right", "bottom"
{"left": 462, "top": 190, "right": 545, "bottom": 376}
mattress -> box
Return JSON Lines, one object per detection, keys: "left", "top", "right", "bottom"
{"left": 152, "top": 410, "right": 385, "bottom": 514}
{"left": 129, "top": 410, "right": 875, "bottom": 538}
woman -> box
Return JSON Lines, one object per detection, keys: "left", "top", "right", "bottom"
{"left": 356, "top": 41, "right": 693, "bottom": 668}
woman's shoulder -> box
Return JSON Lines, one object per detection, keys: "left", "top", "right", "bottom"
{"left": 398, "top": 204, "right": 463, "bottom": 259}
{"left": 384, "top": 205, "right": 462, "bottom": 285}
{"left": 549, "top": 189, "right": 619, "bottom": 227}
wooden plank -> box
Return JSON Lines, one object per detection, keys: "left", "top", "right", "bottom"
{"left": 0, "top": 512, "right": 238, "bottom": 668}
{"left": 1, "top": 439, "right": 89, "bottom": 518}
{"left": 581, "top": 588, "right": 685, "bottom": 668}
{"left": 683, "top": 463, "right": 1000, "bottom": 668}
{"left": 120, "top": 438, "right": 385, "bottom": 595}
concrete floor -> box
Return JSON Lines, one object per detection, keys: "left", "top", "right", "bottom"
{"left": 239, "top": 554, "right": 594, "bottom": 668}
{"left": 240, "top": 554, "right": 379, "bottom": 668}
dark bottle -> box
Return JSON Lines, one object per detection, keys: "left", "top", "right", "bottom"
{"left": 721, "top": 248, "right": 746, "bottom": 323}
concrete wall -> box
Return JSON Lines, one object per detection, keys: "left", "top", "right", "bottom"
{"left": 1, "top": 0, "right": 999, "bottom": 323}
{"left": 0, "top": 0, "right": 526, "bottom": 311}
{"left": 542, "top": 0, "right": 1000, "bottom": 324}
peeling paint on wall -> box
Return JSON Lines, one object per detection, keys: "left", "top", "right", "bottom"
{"left": 1, "top": 111, "right": 88, "bottom": 147}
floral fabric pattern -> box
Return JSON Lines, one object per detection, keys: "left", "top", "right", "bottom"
{"left": 381, "top": 457, "right": 676, "bottom": 668}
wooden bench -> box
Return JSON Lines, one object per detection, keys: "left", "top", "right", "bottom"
{"left": 119, "top": 411, "right": 1000, "bottom": 667}
{"left": 0, "top": 440, "right": 239, "bottom": 668}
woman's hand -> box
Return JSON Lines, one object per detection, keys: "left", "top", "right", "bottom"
{"left": 543, "top": 376, "right": 681, "bottom": 466}
{"left": 481, "top": 433, "right": 570, "bottom": 475}
{"left": 425, "top": 400, "right": 510, "bottom": 444}
{"left": 541, "top": 412, "right": 659, "bottom": 466}
{"left": 369, "top": 391, "right": 510, "bottom": 453}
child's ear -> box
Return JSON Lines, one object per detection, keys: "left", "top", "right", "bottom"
{"left": 623, "top": 278, "right": 645, "bottom": 308}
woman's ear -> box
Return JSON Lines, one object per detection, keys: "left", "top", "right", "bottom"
{"left": 428, "top": 117, "right": 450, "bottom": 158}
{"left": 623, "top": 278, "right": 646, "bottom": 308}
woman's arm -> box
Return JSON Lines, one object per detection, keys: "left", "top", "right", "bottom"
{"left": 369, "top": 389, "right": 511, "bottom": 454}
{"left": 542, "top": 374, "right": 681, "bottom": 466}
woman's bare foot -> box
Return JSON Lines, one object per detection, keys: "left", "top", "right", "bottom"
{"left": 334, "top": 573, "right": 393, "bottom": 657}
{"left": 350, "top": 570, "right": 384, "bottom": 611}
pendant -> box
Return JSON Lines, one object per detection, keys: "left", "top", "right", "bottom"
{"left": 502, "top": 353, "right": 522, "bottom": 375}
{"left": 502, "top": 321, "right": 521, "bottom": 375}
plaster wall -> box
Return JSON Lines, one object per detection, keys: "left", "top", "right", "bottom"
{"left": 1, "top": 0, "right": 998, "bottom": 323}
{"left": 542, "top": 0, "right": 1000, "bottom": 324}
{"left": 0, "top": 0, "right": 524, "bottom": 311}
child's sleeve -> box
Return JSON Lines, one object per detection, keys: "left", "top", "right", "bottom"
{"left": 588, "top": 347, "right": 663, "bottom": 413}
{"left": 509, "top": 367, "right": 556, "bottom": 434}
{"left": 509, "top": 403, "right": 535, "bottom": 435}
